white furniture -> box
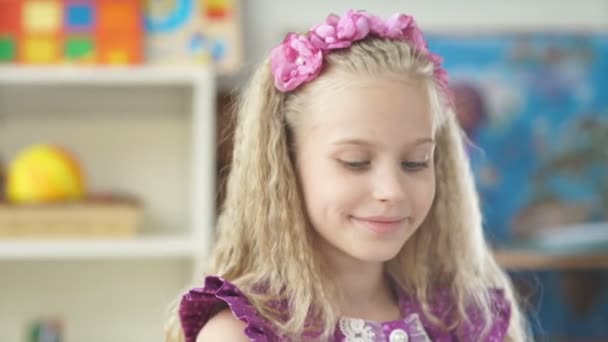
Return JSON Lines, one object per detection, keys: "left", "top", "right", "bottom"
{"left": 0, "top": 66, "right": 216, "bottom": 342}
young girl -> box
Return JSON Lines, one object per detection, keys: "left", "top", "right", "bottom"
{"left": 166, "top": 9, "right": 529, "bottom": 342}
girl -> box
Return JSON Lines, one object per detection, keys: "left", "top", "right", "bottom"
{"left": 166, "top": 9, "right": 529, "bottom": 342}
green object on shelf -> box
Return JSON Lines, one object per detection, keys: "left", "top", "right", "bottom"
{"left": 65, "top": 37, "right": 94, "bottom": 60}
{"left": 28, "top": 319, "right": 63, "bottom": 342}
{"left": 0, "top": 37, "right": 16, "bottom": 61}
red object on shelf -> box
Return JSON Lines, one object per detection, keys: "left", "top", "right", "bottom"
{"left": 0, "top": 1, "right": 22, "bottom": 62}
{"left": 0, "top": 0, "right": 143, "bottom": 65}
{"left": 0, "top": 1, "right": 22, "bottom": 33}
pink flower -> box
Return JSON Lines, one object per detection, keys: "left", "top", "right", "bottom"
{"left": 309, "top": 15, "right": 351, "bottom": 50}
{"left": 270, "top": 33, "right": 324, "bottom": 92}
{"left": 336, "top": 10, "right": 370, "bottom": 41}
{"left": 269, "top": 9, "right": 452, "bottom": 100}
{"left": 428, "top": 53, "right": 446, "bottom": 84}
{"left": 381, "top": 14, "right": 428, "bottom": 53}
{"left": 384, "top": 13, "right": 414, "bottom": 39}
{"left": 428, "top": 53, "right": 444, "bottom": 68}
{"left": 309, "top": 10, "right": 370, "bottom": 50}
{"left": 360, "top": 12, "right": 388, "bottom": 36}
{"left": 403, "top": 27, "right": 428, "bottom": 54}
{"left": 428, "top": 52, "right": 453, "bottom": 105}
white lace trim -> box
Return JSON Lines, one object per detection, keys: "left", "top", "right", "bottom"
{"left": 339, "top": 314, "right": 431, "bottom": 342}
{"left": 339, "top": 318, "right": 376, "bottom": 342}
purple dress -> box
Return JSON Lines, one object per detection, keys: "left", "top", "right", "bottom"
{"left": 179, "top": 276, "right": 511, "bottom": 342}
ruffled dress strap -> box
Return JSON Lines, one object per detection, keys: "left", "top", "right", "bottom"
{"left": 179, "top": 276, "right": 278, "bottom": 342}
{"left": 456, "top": 288, "right": 511, "bottom": 341}
{"left": 398, "top": 287, "right": 511, "bottom": 342}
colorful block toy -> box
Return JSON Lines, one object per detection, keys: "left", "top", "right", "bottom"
{"left": 24, "top": 0, "right": 62, "bottom": 34}
{"left": 145, "top": 0, "right": 242, "bottom": 73}
{"left": 0, "top": 0, "right": 142, "bottom": 64}
{"left": 65, "top": 1, "right": 94, "bottom": 32}
{"left": 0, "top": 1, "right": 22, "bottom": 62}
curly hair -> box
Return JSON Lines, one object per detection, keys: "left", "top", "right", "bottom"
{"left": 165, "top": 37, "right": 530, "bottom": 341}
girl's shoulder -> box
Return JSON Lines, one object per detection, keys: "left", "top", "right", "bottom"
{"left": 179, "top": 275, "right": 279, "bottom": 342}
{"left": 195, "top": 309, "right": 250, "bottom": 342}
{"left": 399, "top": 287, "right": 511, "bottom": 341}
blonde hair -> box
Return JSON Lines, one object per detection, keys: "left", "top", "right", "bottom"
{"left": 165, "top": 38, "right": 530, "bottom": 341}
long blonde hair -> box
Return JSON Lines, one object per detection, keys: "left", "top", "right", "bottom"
{"left": 165, "top": 37, "right": 530, "bottom": 341}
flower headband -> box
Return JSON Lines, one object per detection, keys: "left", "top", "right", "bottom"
{"left": 270, "top": 10, "right": 451, "bottom": 104}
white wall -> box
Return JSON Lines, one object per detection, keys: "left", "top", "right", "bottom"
{"left": 219, "top": 0, "right": 608, "bottom": 87}
{"left": 0, "top": 260, "right": 192, "bottom": 342}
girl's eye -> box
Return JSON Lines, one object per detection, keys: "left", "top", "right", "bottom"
{"left": 402, "top": 161, "right": 430, "bottom": 171}
{"left": 340, "top": 160, "right": 370, "bottom": 170}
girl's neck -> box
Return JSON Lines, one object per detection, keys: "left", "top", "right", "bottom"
{"left": 319, "top": 240, "right": 402, "bottom": 322}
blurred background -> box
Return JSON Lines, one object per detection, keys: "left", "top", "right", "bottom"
{"left": 0, "top": 0, "right": 606, "bottom": 341}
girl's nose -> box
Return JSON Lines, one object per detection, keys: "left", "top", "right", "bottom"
{"left": 372, "top": 165, "right": 407, "bottom": 204}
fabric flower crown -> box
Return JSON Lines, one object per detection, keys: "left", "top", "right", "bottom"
{"left": 270, "top": 9, "right": 451, "bottom": 104}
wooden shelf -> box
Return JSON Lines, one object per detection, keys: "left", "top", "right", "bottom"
{"left": 0, "top": 235, "right": 200, "bottom": 260}
{"left": 494, "top": 248, "right": 608, "bottom": 270}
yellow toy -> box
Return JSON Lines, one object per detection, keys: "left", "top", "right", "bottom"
{"left": 6, "top": 144, "right": 85, "bottom": 204}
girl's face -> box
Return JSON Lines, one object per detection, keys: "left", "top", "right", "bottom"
{"left": 294, "top": 74, "right": 436, "bottom": 263}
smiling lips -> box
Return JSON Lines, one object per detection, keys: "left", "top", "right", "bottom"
{"left": 351, "top": 215, "right": 408, "bottom": 234}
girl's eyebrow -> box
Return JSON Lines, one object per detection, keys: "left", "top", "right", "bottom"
{"left": 331, "top": 137, "right": 436, "bottom": 146}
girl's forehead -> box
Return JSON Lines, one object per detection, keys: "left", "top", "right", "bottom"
{"left": 314, "top": 71, "right": 419, "bottom": 93}
{"left": 293, "top": 75, "right": 435, "bottom": 147}
{"left": 304, "top": 75, "right": 431, "bottom": 128}
{"left": 309, "top": 72, "right": 424, "bottom": 103}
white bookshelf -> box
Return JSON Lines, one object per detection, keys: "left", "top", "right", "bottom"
{"left": 0, "top": 65, "right": 216, "bottom": 342}
{"left": 0, "top": 66, "right": 211, "bottom": 85}
{"left": 0, "top": 235, "right": 197, "bottom": 260}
